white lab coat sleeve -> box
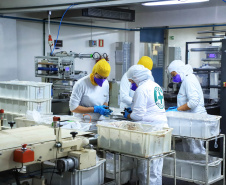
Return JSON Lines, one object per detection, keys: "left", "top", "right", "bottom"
{"left": 130, "top": 89, "right": 147, "bottom": 121}
{"left": 120, "top": 73, "right": 133, "bottom": 106}
{"left": 185, "top": 79, "right": 200, "bottom": 109}
{"left": 69, "top": 82, "right": 84, "bottom": 111}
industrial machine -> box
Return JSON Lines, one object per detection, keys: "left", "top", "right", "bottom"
{"left": 35, "top": 51, "right": 91, "bottom": 115}
{"left": 185, "top": 41, "right": 222, "bottom": 115}
{"left": 0, "top": 116, "right": 96, "bottom": 184}
{"left": 35, "top": 51, "right": 110, "bottom": 115}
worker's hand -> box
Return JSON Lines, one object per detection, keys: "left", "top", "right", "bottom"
{"left": 166, "top": 106, "right": 178, "bottom": 112}
{"left": 124, "top": 109, "right": 130, "bottom": 119}
{"left": 125, "top": 107, "right": 132, "bottom": 113}
{"left": 94, "top": 105, "right": 112, "bottom": 116}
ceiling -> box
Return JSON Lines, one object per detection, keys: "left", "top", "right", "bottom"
{"left": 130, "top": 0, "right": 226, "bottom": 13}
{"left": 1, "top": 0, "right": 226, "bottom": 24}
{"left": 1, "top": 0, "right": 225, "bottom": 14}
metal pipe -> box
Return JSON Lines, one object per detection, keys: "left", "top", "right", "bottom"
{"left": 72, "top": 53, "right": 93, "bottom": 58}
{"left": 0, "top": 15, "right": 132, "bottom": 31}
{"left": 205, "top": 140, "right": 209, "bottom": 185}
{"left": 113, "top": 153, "right": 117, "bottom": 184}
{"left": 118, "top": 154, "right": 121, "bottom": 185}
{"left": 185, "top": 42, "right": 189, "bottom": 64}
{"left": 223, "top": 134, "right": 225, "bottom": 185}
{"left": 43, "top": 21, "right": 45, "bottom": 56}
{"left": 174, "top": 152, "right": 176, "bottom": 185}
{"left": 147, "top": 159, "right": 150, "bottom": 185}
{"left": 141, "top": 24, "right": 226, "bottom": 30}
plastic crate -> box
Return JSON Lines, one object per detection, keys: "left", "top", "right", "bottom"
{"left": 163, "top": 152, "right": 222, "bottom": 183}
{"left": 166, "top": 112, "right": 221, "bottom": 139}
{"left": 45, "top": 159, "right": 105, "bottom": 185}
{"left": 0, "top": 81, "right": 52, "bottom": 100}
{"left": 0, "top": 98, "right": 52, "bottom": 115}
{"left": 97, "top": 123, "right": 173, "bottom": 157}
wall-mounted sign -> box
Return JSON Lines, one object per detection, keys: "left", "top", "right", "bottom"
{"left": 170, "top": 36, "right": 174, "bottom": 40}
{"left": 99, "top": 39, "right": 104, "bottom": 47}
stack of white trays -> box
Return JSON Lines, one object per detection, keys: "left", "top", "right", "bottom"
{"left": 0, "top": 81, "right": 52, "bottom": 126}
{"left": 163, "top": 111, "right": 225, "bottom": 184}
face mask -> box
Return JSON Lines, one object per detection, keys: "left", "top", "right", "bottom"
{"left": 94, "top": 76, "right": 106, "bottom": 87}
{"left": 130, "top": 83, "right": 137, "bottom": 91}
{"left": 172, "top": 74, "right": 182, "bottom": 83}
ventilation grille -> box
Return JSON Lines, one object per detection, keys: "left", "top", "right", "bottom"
{"left": 82, "top": 8, "right": 135, "bottom": 22}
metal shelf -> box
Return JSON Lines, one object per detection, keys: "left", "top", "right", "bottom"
{"left": 201, "top": 58, "right": 221, "bottom": 61}
{"left": 196, "top": 35, "right": 225, "bottom": 39}
{"left": 193, "top": 68, "right": 221, "bottom": 72}
{"left": 198, "top": 30, "right": 226, "bottom": 34}
{"left": 171, "top": 134, "right": 225, "bottom": 185}
{"left": 191, "top": 48, "right": 220, "bottom": 52}
{"left": 98, "top": 149, "right": 176, "bottom": 185}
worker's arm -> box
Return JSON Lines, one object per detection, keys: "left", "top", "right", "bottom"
{"left": 184, "top": 77, "right": 200, "bottom": 110}
{"left": 177, "top": 103, "right": 191, "bottom": 111}
{"left": 71, "top": 102, "right": 109, "bottom": 114}
{"left": 71, "top": 105, "right": 94, "bottom": 114}
{"left": 130, "top": 89, "right": 147, "bottom": 121}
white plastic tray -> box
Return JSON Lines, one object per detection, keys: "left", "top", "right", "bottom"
{"left": 97, "top": 123, "right": 173, "bottom": 157}
{"left": 0, "top": 81, "right": 52, "bottom": 100}
{"left": 166, "top": 112, "right": 221, "bottom": 139}
{"left": 0, "top": 98, "right": 52, "bottom": 115}
{"left": 163, "top": 151, "right": 222, "bottom": 183}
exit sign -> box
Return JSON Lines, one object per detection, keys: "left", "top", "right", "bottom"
{"left": 170, "top": 36, "right": 174, "bottom": 40}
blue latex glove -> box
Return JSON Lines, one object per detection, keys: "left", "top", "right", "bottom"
{"left": 94, "top": 105, "right": 112, "bottom": 116}
{"left": 124, "top": 110, "right": 130, "bottom": 119}
{"left": 125, "top": 107, "right": 132, "bottom": 113}
{"left": 166, "top": 106, "right": 178, "bottom": 112}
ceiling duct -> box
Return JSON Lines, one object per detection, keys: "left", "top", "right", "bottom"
{"left": 82, "top": 8, "right": 135, "bottom": 22}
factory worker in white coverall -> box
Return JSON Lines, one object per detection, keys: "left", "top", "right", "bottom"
{"left": 69, "top": 59, "right": 112, "bottom": 120}
{"left": 120, "top": 56, "right": 155, "bottom": 109}
{"left": 124, "top": 65, "right": 168, "bottom": 185}
{"left": 167, "top": 60, "right": 207, "bottom": 154}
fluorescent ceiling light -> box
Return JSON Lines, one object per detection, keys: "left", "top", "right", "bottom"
{"left": 142, "top": 0, "right": 209, "bottom": 6}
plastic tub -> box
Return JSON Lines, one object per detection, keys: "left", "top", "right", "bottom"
{"left": 97, "top": 123, "right": 173, "bottom": 157}
{"left": 163, "top": 152, "right": 222, "bottom": 183}
{"left": 166, "top": 112, "right": 221, "bottom": 139}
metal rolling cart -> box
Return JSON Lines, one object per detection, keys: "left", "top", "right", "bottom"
{"left": 98, "top": 148, "right": 176, "bottom": 185}
{"left": 164, "top": 134, "right": 225, "bottom": 185}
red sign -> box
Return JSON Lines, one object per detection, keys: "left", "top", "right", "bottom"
{"left": 99, "top": 39, "right": 104, "bottom": 47}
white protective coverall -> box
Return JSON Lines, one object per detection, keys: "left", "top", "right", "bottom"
{"left": 127, "top": 65, "right": 167, "bottom": 185}
{"left": 120, "top": 71, "right": 154, "bottom": 109}
{"left": 69, "top": 75, "right": 109, "bottom": 120}
{"left": 168, "top": 60, "right": 207, "bottom": 154}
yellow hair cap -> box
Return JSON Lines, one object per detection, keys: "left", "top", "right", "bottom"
{"left": 137, "top": 56, "right": 153, "bottom": 70}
